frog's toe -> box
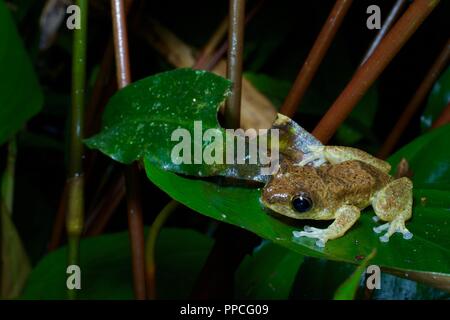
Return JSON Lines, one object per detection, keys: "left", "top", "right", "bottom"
{"left": 376, "top": 220, "right": 413, "bottom": 243}
{"left": 373, "top": 222, "right": 389, "bottom": 234}
{"left": 297, "top": 154, "right": 318, "bottom": 166}
{"left": 292, "top": 228, "right": 329, "bottom": 247}
{"left": 402, "top": 230, "right": 413, "bottom": 240}
{"left": 315, "top": 239, "right": 326, "bottom": 247}
{"left": 303, "top": 225, "right": 322, "bottom": 232}
{"left": 298, "top": 147, "right": 326, "bottom": 167}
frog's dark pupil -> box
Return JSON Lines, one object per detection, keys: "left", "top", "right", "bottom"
{"left": 292, "top": 194, "right": 312, "bottom": 213}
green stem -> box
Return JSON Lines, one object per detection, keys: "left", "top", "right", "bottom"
{"left": 145, "top": 200, "right": 179, "bottom": 299}
{"left": 66, "top": 0, "right": 88, "bottom": 300}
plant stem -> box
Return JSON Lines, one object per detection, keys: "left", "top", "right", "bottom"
{"left": 280, "top": 0, "right": 353, "bottom": 118}
{"left": 193, "top": 16, "right": 228, "bottom": 70}
{"left": 226, "top": 0, "right": 245, "bottom": 129}
{"left": 111, "top": 0, "right": 147, "bottom": 300}
{"left": 1, "top": 138, "right": 16, "bottom": 214}
{"left": 377, "top": 39, "right": 449, "bottom": 159}
{"left": 85, "top": 174, "right": 125, "bottom": 236}
{"left": 383, "top": 267, "right": 450, "bottom": 292}
{"left": 145, "top": 200, "right": 179, "bottom": 299}
{"left": 432, "top": 101, "right": 450, "bottom": 129}
{"left": 312, "top": 0, "right": 440, "bottom": 144}
{"left": 66, "top": 0, "right": 88, "bottom": 300}
{"left": 200, "top": 0, "right": 263, "bottom": 72}
{"left": 48, "top": 184, "right": 68, "bottom": 251}
{"left": 360, "top": 0, "right": 407, "bottom": 65}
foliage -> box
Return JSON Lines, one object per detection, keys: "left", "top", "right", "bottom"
{"left": 21, "top": 228, "right": 213, "bottom": 299}
{"left": 421, "top": 66, "right": 450, "bottom": 131}
{"left": 0, "top": 1, "right": 43, "bottom": 145}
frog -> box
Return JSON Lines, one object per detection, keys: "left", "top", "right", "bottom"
{"left": 261, "top": 144, "right": 414, "bottom": 247}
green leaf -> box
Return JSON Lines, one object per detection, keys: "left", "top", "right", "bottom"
{"left": 1, "top": 204, "right": 31, "bottom": 298}
{"left": 389, "top": 124, "right": 450, "bottom": 190}
{"left": 85, "top": 69, "right": 320, "bottom": 182}
{"left": 333, "top": 249, "right": 376, "bottom": 300}
{"left": 235, "top": 240, "right": 304, "bottom": 299}
{"left": 421, "top": 66, "right": 450, "bottom": 131}
{"left": 0, "top": 1, "right": 43, "bottom": 145}
{"left": 144, "top": 124, "right": 450, "bottom": 279}
{"left": 85, "top": 68, "right": 232, "bottom": 176}
{"left": 290, "top": 257, "right": 358, "bottom": 299}
{"left": 21, "top": 228, "right": 213, "bottom": 299}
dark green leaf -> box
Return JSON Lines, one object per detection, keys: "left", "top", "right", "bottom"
{"left": 85, "top": 68, "right": 232, "bottom": 177}
{"left": 421, "top": 67, "right": 450, "bottom": 131}
{"left": 144, "top": 125, "right": 450, "bottom": 278}
{"left": 333, "top": 249, "right": 376, "bottom": 300}
{"left": 0, "top": 1, "right": 43, "bottom": 145}
{"left": 235, "top": 240, "right": 304, "bottom": 299}
{"left": 1, "top": 204, "right": 31, "bottom": 298}
{"left": 85, "top": 69, "right": 321, "bottom": 183}
{"left": 290, "top": 257, "right": 357, "bottom": 299}
{"left": 389, "top": 124, "right": 450, "bottom": 190}
{"left": 21, "top": 228, "right": 213, "bottom": 299}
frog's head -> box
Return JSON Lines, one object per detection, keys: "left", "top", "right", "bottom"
{"left": 261, "top": 163, "right": 333, "bottom": 220}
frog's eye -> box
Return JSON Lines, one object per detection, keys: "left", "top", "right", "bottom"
{"left": 291, "top": 193, "right": 313, "bottom": 213}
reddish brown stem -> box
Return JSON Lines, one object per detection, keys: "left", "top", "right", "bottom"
{"left": 432, "top": 101, "right": 450, "bottom": 129}
{"left": 84, "top": 175, "right": 126, "bottom": 236}
{"left": 280, "top": 0, "right": 353, "bottom": 118}
{"left": 377, "top": 39, "right": 449, "bottom": 159}
{"left": 360, "top": 0, "right": 407, "bottom": 65}
{"left": 193, "top": 16, "right": 228, "bottom": 70}
{"left": 111, "top": 0, "right": 147, "bottom": 300}
{"left": 226, "top": 0, "right": 245, "bottom": 129}
{"left": 194, "top": 0, "right": 264, "bottom": 71}
{"left": 312, "top": 0, "right": 440, "bottom": 144}
{"left": 81, "top": 0, "right": 262, "bottom": 241}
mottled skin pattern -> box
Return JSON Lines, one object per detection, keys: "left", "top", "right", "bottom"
{"left": 261, "top": 145, "right": 413, "bottom": 247}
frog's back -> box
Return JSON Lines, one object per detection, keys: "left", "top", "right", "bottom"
{"left": 317, "top": 160, "right": 391, "bottom": 208}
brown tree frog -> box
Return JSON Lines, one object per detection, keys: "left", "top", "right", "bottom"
{"left": 261, "top": 144, "right": 414, "bottom": 247}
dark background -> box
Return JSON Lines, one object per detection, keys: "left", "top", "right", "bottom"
{"left": 3, "top": 1, "right": 449, "bottom": 294}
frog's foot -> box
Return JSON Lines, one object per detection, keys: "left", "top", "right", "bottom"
{"left": 293, "top": 226, "right": 330, "bottom": 247}
{"left": 298, "top": 145, "right": 326, "bottom": 167}
{"left": 373, "top": 219, "right": 413, "bottom": 242}
{"left": 372, "top": 177, "right": 413, "bottom": 243}
{"left": 293, "top": 205, "right": 360, "bottom": 247}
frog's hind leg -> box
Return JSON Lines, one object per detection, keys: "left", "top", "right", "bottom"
{"left": 293, "top": 205, "right": 360, "bottom": 247}
{"left": 371, "top": 177, "right": 413, "bottom": 242}
{"left": 299, "top": 145, "right": 391, "bottom": 173}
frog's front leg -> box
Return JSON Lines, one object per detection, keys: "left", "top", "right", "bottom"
{"left": 293, "top": 205, "right": 360, "bottom": 247}
{"left": 372, "top": 177, "right": 413, "bottom": 242}
{"left": 299, "top": 145, "right": 391, "bottom": 173}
